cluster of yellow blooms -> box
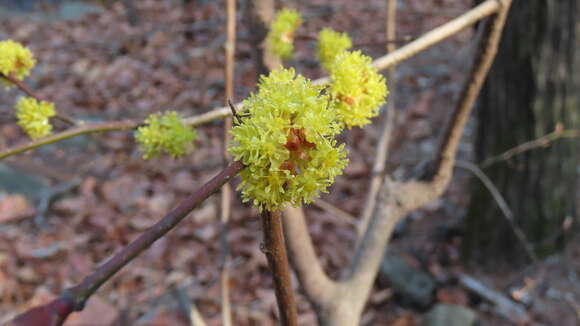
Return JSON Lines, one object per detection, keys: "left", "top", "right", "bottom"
{"left": 229, "top": 68, "right": 348, "bottom": 211}
{"left": 15, "top": 97, "right": 56, "bottom": 140}
{"left": 0, "top": 40, "right": 59, "bottom": 140}
{"left": 135, "top": 111, "right": 198, "bottom": 159}
{"left": 329, "top": 50, "right": 388, "bottom": 128}
{"left": 317, "top": 28, "right": 353, "bottom": 70}
{"left": 266, "top": 9, "right": 302, "bottom": 60}
{"left": 230, "top": 9, "right": 389, "bottom": 210}
{"left": 0, "top": 40, "right": 36, "bottom": 82}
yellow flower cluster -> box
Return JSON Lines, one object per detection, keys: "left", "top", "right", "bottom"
{"left": 266, "top": 9, "right": 302, "bottom": 60}
{"left": 0, "top": 40, "right": 36, "bottom": 82}
{"left": 15, "top": 97, "right": 55, "bottom": 140}
{"left": 317, "top": 28, "right": 352, "bottom": 70}
{"left": 229, "top": 68, "right": 348, "bottom": 211}
{"left": 329, "top": 51, "right": 388, "bottom": 128}
{"left": 135, "top": 111, "right": 198, "bottom": 159}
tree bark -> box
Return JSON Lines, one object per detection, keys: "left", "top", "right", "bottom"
{"left": 464, "top": 0, "right": 579, "bottom": 266}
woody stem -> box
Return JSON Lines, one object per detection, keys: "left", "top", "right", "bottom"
{"left": 261, "top": 209, "right": 298, "bottom": 326}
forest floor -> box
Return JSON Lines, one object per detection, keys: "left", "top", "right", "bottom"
{"left": 1, "top": 1, "right": 579, "bottom": 325}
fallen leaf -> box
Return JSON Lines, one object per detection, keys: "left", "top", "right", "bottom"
{"left": 0, "top": 194, "right": 34, "bottom": 223}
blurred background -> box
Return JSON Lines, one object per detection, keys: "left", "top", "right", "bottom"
{"left": 0, "top": 0, "right": 578, "bottom": 325}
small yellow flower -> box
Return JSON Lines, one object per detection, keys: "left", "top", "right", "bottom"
{"left": 329, "top": 50, "right": 388, "bottom": 128}
{"left": 15, "top": 97, "right": 55, "bottom": 140}
{"left": 266, "top": 9, "right": 302, "bottom": 60}
{"left": 229, "top": 68, "right": 348, "bottom": 211}
{"left": 0, "top": 40, "right": 36, "bottom": 82}
{"left": 317, "top": 28, "right": 352, "bottom": 70}
{"left": 135, "top": 111, "right": 198, "bottom": 159}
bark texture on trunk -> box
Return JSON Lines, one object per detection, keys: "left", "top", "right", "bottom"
{"left": 464, "top": 0, "right": 579, "bottom": 266}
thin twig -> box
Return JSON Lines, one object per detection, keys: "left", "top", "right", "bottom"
{"left": 357, "top": 0, "right": 398, "bottom": 239}
{"left": 261, "top": 210, "right": 298, "bottom": 326}
{"left": 0, "top": 120, "right": 140, "bottom": 160}
{"left": 370, "top": 0, "right": 502, "bottom": 72}
{"left": 0, "top": 108, "right": 231, "bottom": 160}
{"left": 220, "top": 0, "right": 237, "bottom": 325}
{"left": 353, "top": 36, "right": 413, "bottom": 47}
{"left": 480, "top": 128, "right": 580, "bottom": 168}
{"left": 7, "top": 161, "right": 244, "bottom": 326}
{"left": 312, "top": 198, "right": 357, "bottom": 226}
{"left": 455, "top": 160, "right": 538, "bottom": 263}
{"left": 295, "top": 33, "right": 412, "bottom": 46}
{"left": 189, "top": 302, "right": 209, "bottom": 326}
{"left": 0, "top": 0, "right": 501, "bottom": 161}
{"left": 1, "top": 73, "right": 77, "bottom": 126}
{"left": 173, "top": 286, "right": 209, "bottom": 326}
{"left": 458, "top": 273, "right": 529, "bottom": 324}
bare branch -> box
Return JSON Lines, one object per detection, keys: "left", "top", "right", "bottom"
{"left": 190, "top": 301, "right": 209, "bottom": 326}
{"left": 0, "top": 108, "right": 230, "bottom": 160}
{"left": 280, "top": 1, "right": 511, "bottom": 324}
{"left": 455, "top": 160, "right": 538, "bottom": 263}
{"left": 459, "top": 273, "right": 529, "bottom": 323}
{"left": 349, "top": 0, "right": 512, "bottom": 307}
{"left": 0, "top": 120, "right": 140, "bottom": 160}
{"left": 351, "top": 0, "right": 512, "bottom": 288}
{"left": 219, "top": 0, "right": 237, "bottom": 324}
{"left": 480, "top": 128, "right": 580, "bottom": 168}
{"left": 357, "top": 0, "right": 398, "bottom": 240}
{"left": 371, "top": 0, "right": 503, "bottom": 72}
{"left": 431, "top": 2, "right": 511, "bottom": 180}
{"left": 7, "top": 161, "right": 244, "bottom": 326}
{"left": 261, "top": 210, "right": 298, "bottom": 326}
{"left": 282, "top": 207, "right": 339, "bottom": 308}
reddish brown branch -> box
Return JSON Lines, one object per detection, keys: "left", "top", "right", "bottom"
{"left": 7, "top": 161, "right": 244, "bottom": 326}
{"left": 261, "top": 210, "right": 298, "bottom": 326}
{"left": 4, "top": 297, "right": 74, "bottom": 326}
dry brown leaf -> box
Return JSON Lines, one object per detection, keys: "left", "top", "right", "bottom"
{"left": 0, "top": 194, "right": 34, "bottom": 223}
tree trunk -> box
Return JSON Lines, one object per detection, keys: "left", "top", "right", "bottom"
{"left": 463, "top": 0, "right": 579, "bottom": 266}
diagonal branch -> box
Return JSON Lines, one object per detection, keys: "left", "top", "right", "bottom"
{"left": 7, "top": 161, "right": 244, "bottom": 326}
{"left": 455, "top": 160, "right": 538, "bottom": 263}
